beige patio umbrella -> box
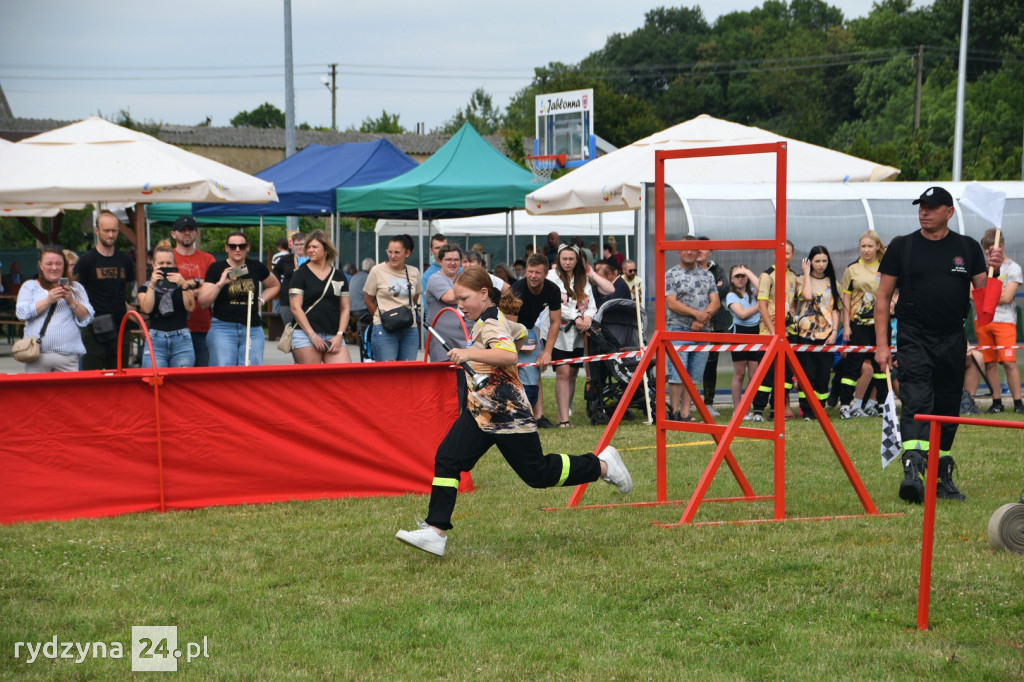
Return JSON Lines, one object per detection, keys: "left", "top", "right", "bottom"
{"left": 0, "top": 118, "right": 277, "bottom": 278}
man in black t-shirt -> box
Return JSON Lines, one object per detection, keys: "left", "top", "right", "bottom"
{"left": 272, "top": 232, "right": 305, "bottom": 326}
{"left": 875, "top": 186, "right": 1001, "bottom": 504}
{"left": 509, "top": 254, "right": 562, "bottom": 428}
{"left": 74, "top": 210, "right": 136, "bottom": 370}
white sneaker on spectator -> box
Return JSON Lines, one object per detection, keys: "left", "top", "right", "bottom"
{"left": 705, "top": 404, "right": 721, "bottom": 417}
{"left": 840, "top": 405, "right": 852, "bottom": 420}
{"left": 742, "top": 411, "right": 754, "bottom": 421}
{"left": 598, "top": 446, "right": 633, "bottom": 494}
{"left": 396, "top": 520, "right": 447, "bottom": 556}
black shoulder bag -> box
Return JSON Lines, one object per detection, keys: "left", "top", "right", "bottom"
{"left": 379, "top": 267, "right": 415, "bottom": 332}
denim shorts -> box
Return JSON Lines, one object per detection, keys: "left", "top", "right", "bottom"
{"left": 666, "top": 326, "right": 708, "bottom": 385}
{"left": 292, "top": 328, "right": 346, "bottom": 350}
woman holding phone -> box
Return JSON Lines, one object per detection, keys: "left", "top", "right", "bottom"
{"left": 137, "top": 241, "right": 195, "bottom": 368}
{"left": 198, "top": 232, "right": 280, "bottom": 366}
{"left": 16, "top": 247, "right": 94, "bottom": 373}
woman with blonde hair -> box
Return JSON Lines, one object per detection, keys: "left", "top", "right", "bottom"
{"left": 837, "top": 229, "right": 887, "bottom": 418}
{"left": 394, "top": 265, "right": 632, "bottom": 557}
{"left": 137, "top": 240, "right": 195, "bottom": 368}
{"left": 288, "top": 229, "right": 351, "bottom": 364}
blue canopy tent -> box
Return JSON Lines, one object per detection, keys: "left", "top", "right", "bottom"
{"left": 190, "top": 139, "right": 418, "bottom": 263}
{"left": 193, "top": 139, "right": 417, "bottom": 217}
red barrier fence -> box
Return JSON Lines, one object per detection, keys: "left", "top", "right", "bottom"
{"left": 0, "top": 361, "right": 464, "bottom": 524}
{"left": 914, "top": 414, "right": 1024, "bottom": 630}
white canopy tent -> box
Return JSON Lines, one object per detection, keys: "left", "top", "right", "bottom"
{"left": 637, "top": 179, "right": 1024, "bottom": 323}
{"left": 525, "top": 114, "right": 900, "bottom": 216}
{"left": 0, "top": 118, "right": 278, "bottom": 205}
{"left": 374, "top": 209, "right": 637, "bottom": 264}
{"left": 0, "top": 118, "right": 278, "bottom": 276}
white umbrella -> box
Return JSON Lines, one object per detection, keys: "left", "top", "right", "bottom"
{"left": 526, "top": 114, "right": 900, "bottom": 216}
{"left": 0, "top": 117, "right": 277, "bottom": 205}
{"left": 0, "top": 118, "right": 277, "bottom": 277}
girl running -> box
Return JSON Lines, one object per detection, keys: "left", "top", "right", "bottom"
{"left": 396, "top": 266, "right": 632, "bottom": 557}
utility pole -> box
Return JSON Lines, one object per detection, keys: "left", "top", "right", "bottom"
{"left": 952, "top": 0, "right": 969, "bottom": 181}
{"left": 283, "top": 0, "right": 296, "bottom": 159}
{"left": 914, "top": 45, "right": 924, "bottom": 130}
{"left": 283, "top": 0, "right": 297, "bottom": 235}
{"left": 322, "top": 64, "right": 338, "bottom": 131}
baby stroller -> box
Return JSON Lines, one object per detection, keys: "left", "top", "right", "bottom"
{"left": 584, "top": 298, "right": 650, "bottom": 425}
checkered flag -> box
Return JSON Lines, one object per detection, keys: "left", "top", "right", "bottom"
{"left": 880, "top": 368, "right": 901, "bottom": 469}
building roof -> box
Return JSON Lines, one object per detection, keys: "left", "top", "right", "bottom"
{"left": 0, "top": 116, "right": 507, "bottom": 156}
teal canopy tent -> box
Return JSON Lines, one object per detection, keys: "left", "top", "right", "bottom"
{"left": 335, "top": 123, "right": 542, "bottom": 220}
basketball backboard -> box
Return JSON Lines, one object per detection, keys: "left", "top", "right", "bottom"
{"left": 534, "top": 88, "right": 595, "bottom": 169}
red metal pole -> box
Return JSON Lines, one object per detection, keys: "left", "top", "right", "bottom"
{"left": 917, "top": 420, "right": 942, "bottom": 629}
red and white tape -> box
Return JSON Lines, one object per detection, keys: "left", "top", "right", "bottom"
{"left": 517, "top": 343, "right": 1024, "bottom": 369}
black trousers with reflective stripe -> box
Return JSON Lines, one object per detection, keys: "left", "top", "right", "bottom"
{"left": 897, "top": 321, "right": 966, "bottom": 452}
{"left": 795, "top": 338, "right": 831, "bottom": 414}
{"left": 751, "top": 335, "right": 798, "bottom": 412}
{"left": 425, "top": 410, "right": 602, "bottom": 531}
{"left": 837, "top": 323, "right": 888, "bottom": 405}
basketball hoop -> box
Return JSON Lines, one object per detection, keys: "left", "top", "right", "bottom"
{"left": 526, "top": 153, "right": 566, "bottom": 183}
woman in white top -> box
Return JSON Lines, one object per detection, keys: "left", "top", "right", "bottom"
{"left": 16, "top": 248, "right": 95, "bottom": 373}
{"left": 546, "top": 243, "right": 596, "bottom": 427}
{"left": 362, "top": 234, "right": 420, "bottom": 362}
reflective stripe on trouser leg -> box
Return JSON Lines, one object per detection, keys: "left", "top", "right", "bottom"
{"left": 492, "top": 431, "right": 601, "bottom": 489}
{"left": 555, "top": 453, "right": 570, "bottom": 487}
{"left": 902, "top": 441, "right": 952, "bottom": 458}
{"left": 426, "top": 410, "right": 495, "bottom": 532}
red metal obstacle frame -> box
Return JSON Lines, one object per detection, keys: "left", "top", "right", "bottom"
{"left": 914, "top": 414, "right": 1024, "bottom": 630}
{"left": 562, "top": 142, "right": 888, "bottom": 526}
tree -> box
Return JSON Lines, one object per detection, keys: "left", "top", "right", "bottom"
{"left": 230, "top": 103, "right": 285, "bottom": 128}
{"left": 359, "top": 110, "right": 406, "bottom": 134}
{"left": 439, "top": 88, "right": 503, "bottom": 135}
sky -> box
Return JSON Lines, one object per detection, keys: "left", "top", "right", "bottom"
{"left": 1, "top": 0, "right": 882, "bottom": 132}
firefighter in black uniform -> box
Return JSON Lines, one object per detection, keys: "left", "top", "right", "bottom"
{"left": 874, "top": 186, "right": 1003, "bottom": 504}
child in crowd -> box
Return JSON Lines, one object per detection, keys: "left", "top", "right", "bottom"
{"left": 395, "top": 266, "right": 632, "bottom": 557}
{"left": 973, "top": 228, "right": 1023, "bottom": 413}
{"left": 793, "top": 246, "right": 840, "bottom": 420}
{"left": 724, "top": 264, "right": 761, "bottom": 415}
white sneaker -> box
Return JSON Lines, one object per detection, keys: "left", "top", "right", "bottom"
{"left": 598, "top": 446, "right": 633, "bottom": 494}
{"left": 742, "top": 411, "right": 754, "bottom": 421}
{"left": 839, "top": 405, "right": 851, "bottom": 420}
{"left": 752, "top": 413, "right": 764, "bottom": 422}
{"left": 705, "top": 405, "right": 721, "bottom": 417}
{"left": 396, "top": 521, "right": 447, "bottom": 556}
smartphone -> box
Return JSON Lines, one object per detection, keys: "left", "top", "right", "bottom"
{"left": 58, "top": 277, "right": 69, "bottom": 287}
{"left": 160, "top": 266, "right": 178, "bottom": 275}
{"left": 228, "top": 266, "right": 249, "bottom": 279}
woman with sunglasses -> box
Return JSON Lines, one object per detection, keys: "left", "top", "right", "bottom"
{"left": 198, "top": 232, "right": 280, "bottom": 366}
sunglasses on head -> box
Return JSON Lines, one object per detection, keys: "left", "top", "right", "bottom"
{"left": 226, "top": 243, "right": 248, "bottom": 250}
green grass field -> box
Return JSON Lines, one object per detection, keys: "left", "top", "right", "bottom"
{"left": 2, "top": 381, "right": 1023, "bottom": 680}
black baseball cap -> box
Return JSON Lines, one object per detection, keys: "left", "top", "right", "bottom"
{"left": 912, "top": 186, "right": 954, "bottom": 208}
{"left": 171, "top": 216, "right": 199, "bottom": 231}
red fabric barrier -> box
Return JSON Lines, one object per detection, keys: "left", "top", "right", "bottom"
{"left": 0, "top": 362, "right": 463, "bottom": 524}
